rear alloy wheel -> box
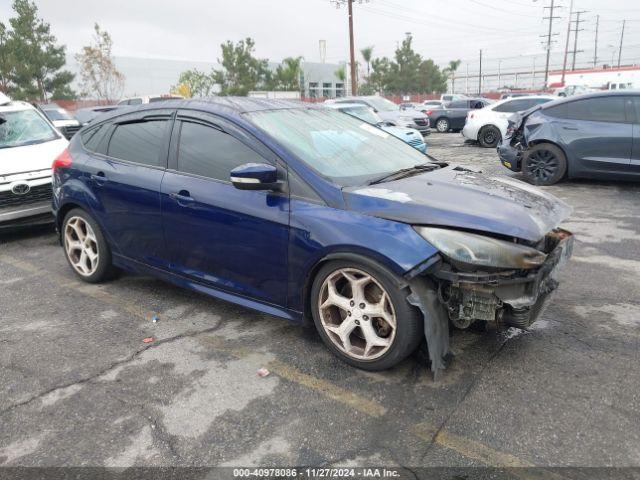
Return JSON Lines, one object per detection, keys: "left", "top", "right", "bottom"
{"left": 435, "top": 118, "right": 450, "bottom": 133}
{"left": 522, "top": 143, "right": 567, "bottom": 186}
{"left": 62, "top": 208, "right": 117, "bottom": 283}
{"left": 311, "top": 261, "right": 422, "bottom": 370}
{"left": 478, "top": 125, "right": 501, "bottom": 148}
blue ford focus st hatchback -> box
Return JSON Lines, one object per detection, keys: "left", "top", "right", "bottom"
{"left": 52, "top": 98, "right": 574, "bottom": 374}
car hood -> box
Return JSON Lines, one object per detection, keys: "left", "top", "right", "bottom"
{"left": 344, "top": 166, "right": 572, "bottom": 242}
{"left": 0, "top": 137, "right": 68, "bottom": 176}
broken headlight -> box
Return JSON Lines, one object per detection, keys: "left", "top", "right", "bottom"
{"left": 414, "top": 227, "right": 547, "bottom": 270}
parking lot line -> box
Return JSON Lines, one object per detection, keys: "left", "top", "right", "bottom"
{"left": 267, "top": 359, "right": 388, "bottom": 418}
{"left": 0, "top": 252, "right": 546, "bottom": 470}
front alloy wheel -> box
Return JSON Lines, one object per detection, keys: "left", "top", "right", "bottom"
{"left": 436, "top": 118, "right": 450, "bottom": 133}
{"left": 311, "top": 261, "right": 423, "bottom": 371}
{"left": 318, "top": 268, "right": 396, "bottom": 360}
{"left": 522, "top": 143, "right": 567, "bottom": 186}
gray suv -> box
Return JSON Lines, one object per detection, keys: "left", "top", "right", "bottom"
{"left": 327, "top": 96, "right": 430, "bottom": 135}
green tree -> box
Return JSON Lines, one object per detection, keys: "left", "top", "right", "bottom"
{"left": 392, "top": 36, "right": 423, "bottom": 93}
{"left": 171, "top": 69, "right": 216, "bottom": 98}
{"left": 0, "top": 22, "right": 12, "bottom": 93}
{"left": 6, "top": 0, "right": 74, "bottom": 100}
{"left": 212, "top": 38, "right": 269, "bottom": 96}
{"left": 368, "top": 57, "right": 392, "bottom": 93}
{"left": 443, "top": 59, "right": 462, "bottom": 92}
{"left": 334, "top": 65, "right": 346, "bottom": 83}
{"left": 75, "top": 23, "right": 124, "bottom": 101}
{"left": 274, "top": 56, "right": 303, "bottom": 91}
{"left": 360, "top": 46, "right": 373, "bottom": 77}
{"left": 419, "top": 59, "right": 448, "bottom": 94}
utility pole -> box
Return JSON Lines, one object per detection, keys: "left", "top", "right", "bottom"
{"left": 543, "top": 0, "right": 561, "bottom": 88}
{"left": 561, "top": 0, "right": 573, "bottom": 85}
{"left": 618, "top": 20, "right": 625, "bottom": 67}
{"left": 465, "top": 63, "right": 469, "bottom": 94}
{"left": 569, "top": 10, "right": 587, "bottom": 70}
{"left": 347, "top": 0, "right": 357, "bottom": 95}
{"left": 478, "top": 49, "right": 483, "bottom": 95}
{"left": 331, "top": 0, "right": 365, "bottom": 96}
{"left": 593, "top": 14, "right": 599, "bottom": 67}
{"left": 497, "top": 59, "right": 502, "bottom": 90}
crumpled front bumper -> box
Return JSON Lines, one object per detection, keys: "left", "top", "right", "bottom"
{"left": 407, "top": 229, "right": 574, "bottom": 378}
{"left": 497, "top": 142, "right": 523, "bottom": 172}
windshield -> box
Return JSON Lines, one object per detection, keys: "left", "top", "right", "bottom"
{"left": 0, "top": 108, "right": 59, "bottom": 149}
{"left": 340, "top": 106, "right": 382, "bottom": 125}
{"left": 43, "top": 107, "right": 73, "bottom": 121}
{"left": 365, "top": 97, "right": 398, "bottom": 112}
{"left": 247, "top": 108, "right": 428, "bottom": 186}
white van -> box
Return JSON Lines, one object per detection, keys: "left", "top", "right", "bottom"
{"left": 0, "top": 93, "right": 68, "bottom": 228}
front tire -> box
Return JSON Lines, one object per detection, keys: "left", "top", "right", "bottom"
{"left": 435, "top": 118, "right": 450, "bottom": 133}
{"left": 522, "top": 143, "right": 567, "bottom": 186}
{"left": 310, "top": 260, "right": 423, "bottom": 371}
{"left": 62, "top": 208, "right": 117, "bottom": 283}
{"left": 478, "top": 125, "right": 501, "bottom": 148}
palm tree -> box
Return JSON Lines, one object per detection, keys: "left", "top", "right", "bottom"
{"left": 445, "top": 59, "right": 462, "bottom": 92}
{"left": 335, "top": 65, "right": 346, "bottom": 82}
{"left": 360, "top": 46, "right": 374, "bottom": 77}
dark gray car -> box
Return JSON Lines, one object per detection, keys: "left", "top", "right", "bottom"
{"left": 498, "top": 91, "right": 640, "bottom": 185}
{"left": 425, "top": 98, "right": 491, "bottom": 133}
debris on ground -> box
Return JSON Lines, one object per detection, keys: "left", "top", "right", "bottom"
{"left": 143, "top": 337, "right": 155, "bottom": 344}
{"left": 257, "top": 367, "right": 270, "bottom": 378}
{"left": 152, "top": 315, "right": 159, "bottom": 323}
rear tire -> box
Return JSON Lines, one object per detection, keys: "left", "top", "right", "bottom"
{"left": 478, "top": 125, "right": 502, "bottom": 148}
{"left": 62, "top": 208, "right": 117, "bottom": 283}
{"left": 310, "top": 260, "right": 423, "bottom": 371}
{"left": 435, "top": 118, "right": 450, "bottom": 133}
{"left": 522, "top": 143, "right": 567, "bottom": 186}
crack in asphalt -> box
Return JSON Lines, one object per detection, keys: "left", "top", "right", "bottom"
{"left": 0, "top": 322, "right": 224, "bottom": 418}
{"left": 419, "top": 336, "right": 509, "bottom": 462}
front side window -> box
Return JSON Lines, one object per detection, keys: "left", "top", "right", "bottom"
{"left": 0, "top": 108, "right": 59, "bottom": 149}
{"left": 247, "top": 108, "right": 428, "bottom": 186}
{"left": 177, "top": 121, "right": 262, "bottom": 181}
{"left": 107, "top": 120, "right": 168, "bottom": 166}
{"left": 566, "top": 97, "right": 626, "bottom": 123}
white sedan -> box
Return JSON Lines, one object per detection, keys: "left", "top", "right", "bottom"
{"left": 462, "top": 95, "right": 556, "bottom": 148}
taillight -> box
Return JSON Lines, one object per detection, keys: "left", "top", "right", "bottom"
{"left": 52, "top": 148, "right": 72, "bottom": 171}
{"left": 426, "top": 110, "right": 433, "bottom": 116}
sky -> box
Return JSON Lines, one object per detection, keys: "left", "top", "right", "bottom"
{"left": 1, "top": 0, "right": 639, "bottom": 76}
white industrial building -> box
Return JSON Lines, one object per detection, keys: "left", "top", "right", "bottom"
{"left": 547, "top": 65, "right": 640, "bottom": 90}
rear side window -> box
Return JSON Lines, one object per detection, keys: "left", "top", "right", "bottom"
{"left": 107, "top": 120, "right": 168, "bottom": 167}
{"left": 566, "top": 97, "right": 626, "bottom": 123}
{"left": 81, "top": 124, "right": 108, "bottom": 153}
{"left": 494, "top": 99, "right": 532, "bottom": 113}
{"left": 177, "top": 121, "right": 262, "bottom": 181}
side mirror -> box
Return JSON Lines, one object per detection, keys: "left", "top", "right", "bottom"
{"left": 230, "top": 163, "right": 281, "bottom": 191}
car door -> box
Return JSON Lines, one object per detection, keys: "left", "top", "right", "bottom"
{"left": 630, "top": 96, "right": 640, "bottom": 173}
{"left": 82, "top": 109, "right": 173, "bottom": 268}
{"left": 446, "top": 100, "right": 468, "bottom": 129}
{"left": 161, "top": 110, "right": 290, "bottom": 306}
{"left": 549, "top": 96, "right": 632, "bottom": 175}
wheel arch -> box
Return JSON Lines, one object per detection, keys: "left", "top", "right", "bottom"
{"left": 477, "top": 123, "right": 502, "bottom": 142}
{"left": 300, "top": 250, "right": 411, "bottom": 325}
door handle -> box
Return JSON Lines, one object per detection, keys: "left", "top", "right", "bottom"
{"left": 169, "top": 190, "right": 195, "bottom": 206}
{"left": 90, "top": 172, "right": 107, "bottom": 185}
{"left": 561, "top": 125, "right": 579, "bottom": 131}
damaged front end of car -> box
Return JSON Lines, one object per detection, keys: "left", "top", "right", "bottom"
{"left": 405, "top": 227, "right": 574, "bottom": 378}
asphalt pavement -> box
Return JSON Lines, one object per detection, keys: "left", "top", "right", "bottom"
{"left": 0, "top": 132, "right": 638, "bottom": 474}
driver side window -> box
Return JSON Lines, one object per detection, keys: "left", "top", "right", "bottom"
{"left": 176, "top": 121, "right": 266, "bottom": 181}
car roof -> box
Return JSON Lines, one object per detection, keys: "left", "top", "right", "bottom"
{"left": 0, "top": 100, "right": 38, "bottom": 113}
{"left": 87, "top": 97, "right": 324, "bottom": 124}
{"left": 538, "top": 90, "right": 640, "bottom": 111}
{"left": 325, "top": 102, "right": 369, "bottom": 110}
